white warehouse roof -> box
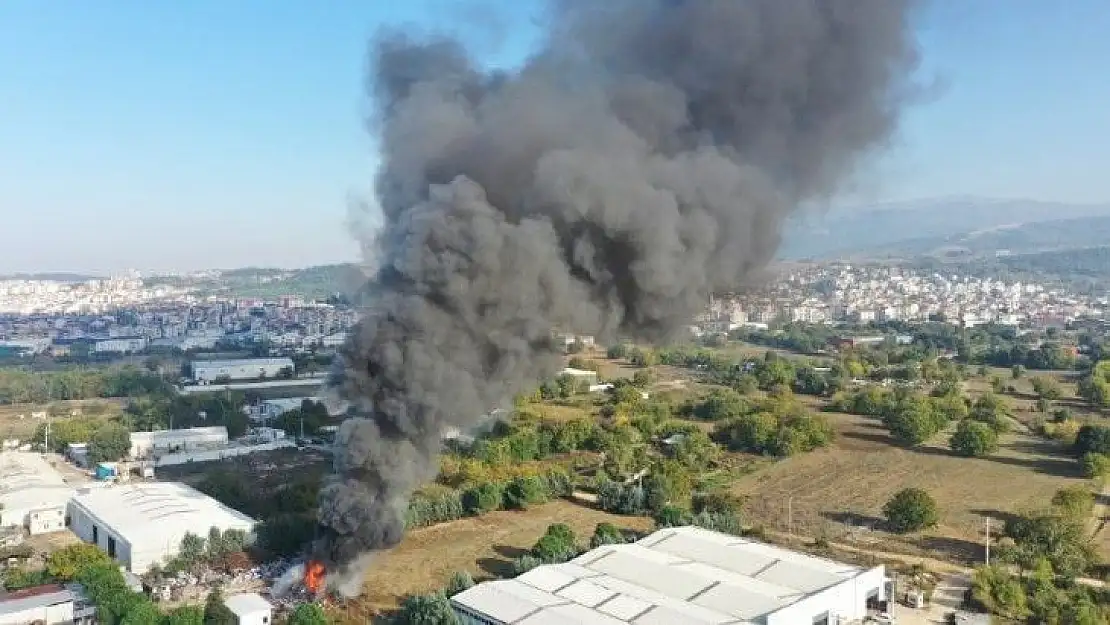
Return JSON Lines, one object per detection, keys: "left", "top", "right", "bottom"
{"left": 0, "top": 453, "right": 73, "bottom": 523}
{"left": 452, "top": 526, "right": 884, "bottom": 625}
{"left": 70, "top": 482, "right": 255, "bottom": 550}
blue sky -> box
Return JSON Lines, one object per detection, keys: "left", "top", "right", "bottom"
{"left": 1, "top": 1, "right": 1108, "bottom": 274}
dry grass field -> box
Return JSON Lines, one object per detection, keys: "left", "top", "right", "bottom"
{"left": 732, "top": 406, "right": 1087, "bottom": 564}
{"left": 0, "top": 398, "right": 125, "bottom": 440}
{"left": 335, "top": 500, "right": 653, "bottom": 622}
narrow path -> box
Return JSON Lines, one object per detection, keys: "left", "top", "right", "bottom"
{"left": 1088, "top": 480, "right": 1110, "bottom": 545}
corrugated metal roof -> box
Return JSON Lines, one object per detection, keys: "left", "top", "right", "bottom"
{"left": 451, "top": 526, "right": 883, "bottom": 625}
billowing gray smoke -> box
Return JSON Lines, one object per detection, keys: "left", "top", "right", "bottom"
{"left": 314, "top": 0, "right": 920, "bottom": 596}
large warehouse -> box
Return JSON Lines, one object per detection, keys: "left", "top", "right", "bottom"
{"left": 191, "top": 357, "right": 294, "bottom": 383}
{"left": 68, "top": 482, "right": 256, "bottom": 574}
{"left": 451, "top": 526, "right": 887, "bottom": 625}
{"left": 0, "top": 453, "right": 71, "bottom": 535}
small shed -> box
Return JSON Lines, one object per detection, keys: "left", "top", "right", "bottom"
{"left": 224, "top": 592, "right": 272, "bottom": 625}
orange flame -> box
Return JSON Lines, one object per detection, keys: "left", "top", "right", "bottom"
{"left": 304, "top": 561, "right": 325, "bottom": 595}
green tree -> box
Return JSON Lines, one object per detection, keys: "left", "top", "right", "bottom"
{"left": 883, "top": 401, "right": 941, "bottom": 446}
{"left": 203, "top": 587, "right": 237, "bottom": 625}
{"left": 882, "top": 488, "right": 939, "bottom": 534}
{"left": 1002, "top": 512, "right": 1095, "bottom": 580}
{"left": 288, "top": 602, "right": 330, "bottom": 625}
{"left": 180, "top": 532, "right": 207, "bottom": 566}
{"left": 693, "top": 389, "right": 747, "bottom": 421}
{"left": 643, "top": 460, "right": 693, "bottom": 512}
{"left": 949, "top": 420, "right": 999, "bottom": 457}
{"left": 164, "top": 606, "right": 205, "bottom": 625}
{"left": 88, "top": 422, "right": 132, "bottom": 464}
{"left": 461, "top": 482, "right": 503, "bottom": 516}
{"left": 970, "top": 565, "right": 1029, "bottom": 620}
{"left": 990, "top": 376, "right": 1005, "bottom": 393}
{"left": 1011, "top": 365, "right": 1024, "bottom": 379}
{"left": 970, "top": 394, "right": 1011, "bottom": 433}
{"left": 1082, "top": 452, "right": 1110, "bottom": 480}
{"left": 397, "top": 592, "right": 459, "bottom": 625}
{"left": 46, "top": 543, "right": 114, "bottom": 581}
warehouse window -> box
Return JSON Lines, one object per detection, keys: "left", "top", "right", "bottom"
{"left": 107, "top": 536, "right": 117, "bottom": 558}
{"left": 92, "top": 525, "right": 99, "bottom": 545}
{"left": 812, "top": 612, "right": 830, "bottom": 625}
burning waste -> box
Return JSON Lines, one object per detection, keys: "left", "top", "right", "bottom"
{"left": 311, "top": 0, "right": 922, "bottom": 597}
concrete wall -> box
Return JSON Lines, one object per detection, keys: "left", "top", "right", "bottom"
{"left": 153, "top": 440, "right": 296, "bottom": 467}
{"left": 69, "top": 504, "right": 135, "bottom": 572}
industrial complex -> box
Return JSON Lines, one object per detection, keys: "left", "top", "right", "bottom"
{"left": 451, "top": 526, "right": 887, "bottom": 625}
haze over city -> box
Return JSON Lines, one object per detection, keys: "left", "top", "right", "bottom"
{"left": 2, "top": 0, "right": 1110, "bottom": 274}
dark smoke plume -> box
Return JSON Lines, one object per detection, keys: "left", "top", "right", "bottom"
{"left": 314, "top": 0, "right": 920, "bottom": 596}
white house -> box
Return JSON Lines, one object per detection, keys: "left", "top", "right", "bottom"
{"left": 224, "top": 592, "right": 273, "bottom": 625}
{"left": 452, "top": 526, "right": 887, "bottom": 625}
{"left": 68, "top": 482, "right": 256, "bottom": 574}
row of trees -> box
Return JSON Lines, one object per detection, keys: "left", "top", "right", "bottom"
{"left": 0, "top": 365, "right": 172, "bottom": 404}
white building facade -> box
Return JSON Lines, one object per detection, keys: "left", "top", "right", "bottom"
{"left": 68, "top": 482, "right": 256, "bottom": 574}
{"left": 129, "top": 426, "right": 229, "bottom": 459}
{"left": 452, "top": 526, "right": 887, "bottom": 625}
{"left": 191, "top": 358, "right": 294, "bottom": 383}
{"left": 224, "top": 593, "right": 273, "bottom": 625}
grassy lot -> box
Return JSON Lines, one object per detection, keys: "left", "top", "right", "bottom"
{"left": 0, "top": 399, "right": 125, "bottom": 440}
{"left": 335, "top": 500, "right": 653, "bottom": 622}
{"left": 731, "top": 406, "right": 1087, "bottom": 565}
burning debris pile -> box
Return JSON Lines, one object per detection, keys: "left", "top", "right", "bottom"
{"left": 312, "top": 0, "right": 922, "bottom": 597}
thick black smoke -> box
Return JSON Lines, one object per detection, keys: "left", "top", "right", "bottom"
{"left": 314, "top": 0, "right": 920, "bottom": 596}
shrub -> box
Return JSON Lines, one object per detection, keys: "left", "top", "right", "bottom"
{"left": 590, "top": 523, "right": 627, "bottom": 548}
{"left": 882, "top": 488, "right": 939, "bottom": 534}
{"left": 503, "top": 475, "right": 546, "bottom": 510}
{"left": 461, "top": 481, "right": 503, "bottom": 516}
{"left": 1051, "top": 487, "right": 1095, "bottom": 519}
{"left": 512, "top": 555, "right": 545, "bottom": 576}
{"left": 406, "top": 486, "right": 465, "bottom": 529}
{"left": 653, "top": 504, "right": 691, "bottom": 528}
{"left": 444, "top": 571, "right": 475, "bottom": 597}
{"left": 1081, "top": 453, "right": 1110, "bottom": 479}
{"left": 397, "top": 591, "right": 459, "bottom": 625}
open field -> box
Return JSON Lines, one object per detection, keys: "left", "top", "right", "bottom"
{"left": 0, "top": 399, "right": 125, "bottom": 440}
{"left": 732, "top": 407, "right": 1088, "bottom": 564}
{"left": 336, "top": 500, "right": 654, "bottom": 622}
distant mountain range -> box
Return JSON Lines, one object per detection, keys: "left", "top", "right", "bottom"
{"left": 779, "top": 197, "right": 1110, "bottom": 260}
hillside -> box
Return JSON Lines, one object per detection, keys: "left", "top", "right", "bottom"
{"left": 780, "top": 197, "right": 1110, "bottom": 260}
{"left": 147, "top": 263, "right": 368, "bottom": 300}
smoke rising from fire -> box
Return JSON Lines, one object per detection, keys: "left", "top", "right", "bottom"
{"left": 314, "top": 0, "right": 920, "bottom": 595}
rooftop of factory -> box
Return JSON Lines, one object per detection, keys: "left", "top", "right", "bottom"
{"left": 70, "top": 481, "right": 255, "bottom": 544}
{"left": 0, "top": 452, "right": 73, "bottom": 511}
{"left": 451, "top": 526, "right": 881, "bottom": 625}
{"left": 190, "top": 357, "right": 294, "bottom": 369}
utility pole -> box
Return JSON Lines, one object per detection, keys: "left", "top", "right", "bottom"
{"left": 787, "top": 497, "right": 794, "bottom": 537}
{"left": 984, "top": 517, "right": 991, "bottom": 565}
{"left": 44, "top": 417, "right": 50, "bottom": 454}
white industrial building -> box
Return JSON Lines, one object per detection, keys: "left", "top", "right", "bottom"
{"left": 0, "top": 584, "right": 95, "bottom": 625}
{"left": 0, "top": 452, "right": 72, "bottom": 535}
{"left": 191, "top": 357, "right": 294, "bottom": 383}
{"left": 68, "top": 482, "right": 257, "bottom": 574}
{"left": 224, "top": 592, "right": 273, "bottom": 625}
{"left": 129, "top": 426, "right": 229, "bottom": 459}
{"left": 452, "top": 526, "right": 886, "bottom": 625}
